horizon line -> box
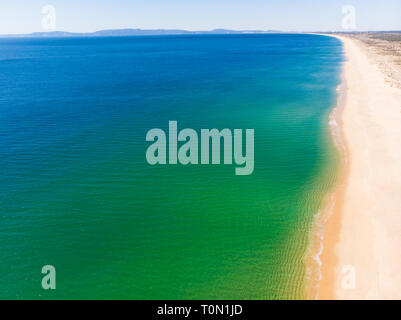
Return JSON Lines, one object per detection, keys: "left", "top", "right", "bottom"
{"left": 1, "top": 28, "right": 401, "bottom": 38}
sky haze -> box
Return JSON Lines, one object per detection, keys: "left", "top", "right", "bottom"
{"left": 1, "top": 0, "right": 401, "bottom": 35}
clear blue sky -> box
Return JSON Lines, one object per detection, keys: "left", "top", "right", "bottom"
{"left": 1, "top": 0, "right": 401, "bottom": 34}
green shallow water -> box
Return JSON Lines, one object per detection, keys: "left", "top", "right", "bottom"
{"left": 0, "top": 34, "right": 343, "bottom": 299}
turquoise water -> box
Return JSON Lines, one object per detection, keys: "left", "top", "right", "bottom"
{"left": 0, "top": 34, "right": 343, "bottom": 299}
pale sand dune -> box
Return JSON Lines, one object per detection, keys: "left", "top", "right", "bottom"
{"left": 318, "top": 35, "right": 401, "bottom": 300}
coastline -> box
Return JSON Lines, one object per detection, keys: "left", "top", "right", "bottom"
{"left": 305, "top": 39, "right": 348, "bottom": 299}
{"left": 315, "top": 34, "right": 401, "bottom": 299}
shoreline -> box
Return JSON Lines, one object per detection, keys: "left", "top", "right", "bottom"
{"left": 305, "top": 39, "right": 349, "bottom": 299}
{"left": 314, "top": 34, "right": 401, "bottom": 299}
{"left": 314, "top": 53, "right": 349, "bottom": 299}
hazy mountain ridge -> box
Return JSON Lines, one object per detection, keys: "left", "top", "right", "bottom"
{"left": 0, "top": 28, "right": 282, "bottom": 38}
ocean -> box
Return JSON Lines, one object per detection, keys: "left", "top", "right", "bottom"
{"left": 0, "top": 34, "right": 343, "bottom": 299}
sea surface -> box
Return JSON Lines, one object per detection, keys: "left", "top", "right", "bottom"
{"left": 0, "top": 34, "right": 343, "bottom": 299}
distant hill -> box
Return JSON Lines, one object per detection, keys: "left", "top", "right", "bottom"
{"left": 0, "top": 28, "right": 283, "bottom": 38}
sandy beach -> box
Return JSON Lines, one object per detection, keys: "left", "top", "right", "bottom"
{"left": 318, "top": 34, "right": 401, "bottom": 300}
